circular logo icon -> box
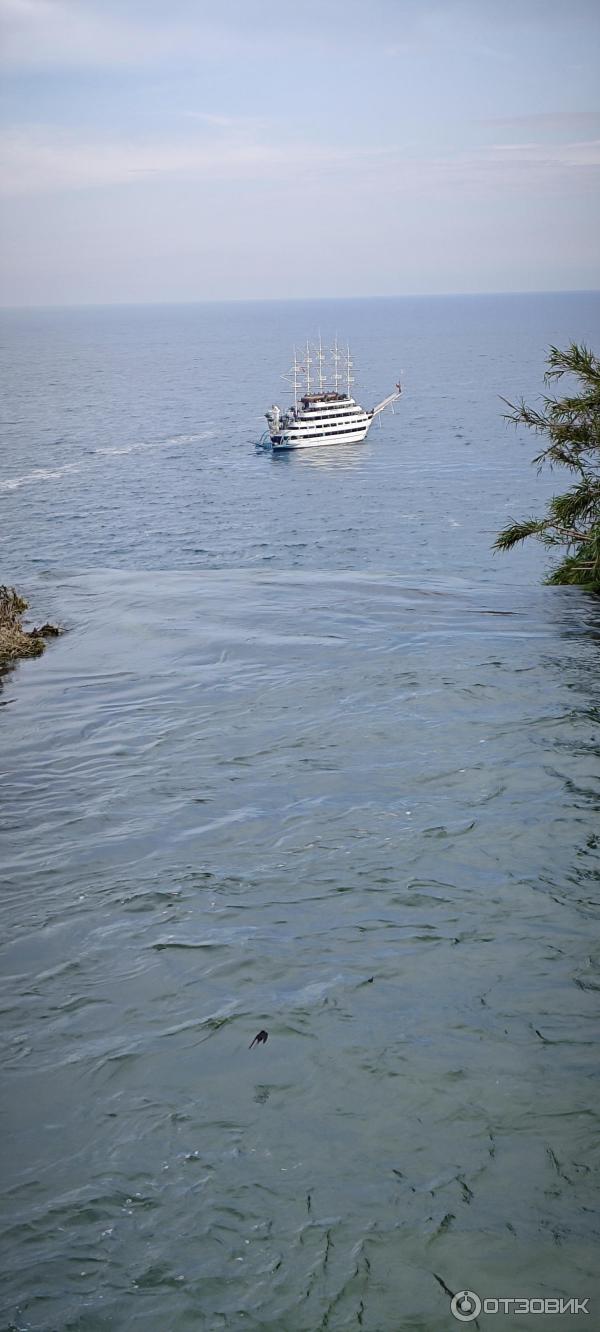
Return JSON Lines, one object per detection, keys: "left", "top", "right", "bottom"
{"left": 451, "top": 1290, "right": 482, "bottom": 1322}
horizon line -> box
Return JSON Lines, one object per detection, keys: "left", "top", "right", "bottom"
{"left": 1, "top": 287, "right": 599, "bottom": 313}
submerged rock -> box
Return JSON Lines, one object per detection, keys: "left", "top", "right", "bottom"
{"left": 0, "top": 585, "right": 62, "bottom": 673}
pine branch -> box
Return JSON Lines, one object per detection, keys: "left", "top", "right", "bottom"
{"left": 495, "top": 343, "right": 600, "bottom": 591}
{"left": 494, "top": 518, "right": 547, "bottom": 551}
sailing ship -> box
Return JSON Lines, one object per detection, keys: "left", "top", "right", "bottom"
{"left": 261, "top": 338, "right": 401, "bottom": 451}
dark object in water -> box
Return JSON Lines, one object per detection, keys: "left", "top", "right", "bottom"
{"left": 249, "top": 1030, "right": 269, "bottom": 1048}
{"left": 367, "top": 976, "right": 374, "bottom": 983}
{"left": 31, "top": 622, "right": 61, "bottom": 638}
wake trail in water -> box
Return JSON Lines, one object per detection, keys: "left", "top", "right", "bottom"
{"left": 0, "top": 430, "right": 216, "bottom": 492}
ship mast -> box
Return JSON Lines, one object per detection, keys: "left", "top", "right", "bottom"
{"left": 316, "top": 333, "right": 326, "bottom": 393}
{"left": 305, "top": 339, "right": 313, "bottom": 395}
{"left": 283, "top": 346, "right": 301, "bottom": 409}
{"left": 292, "top": 346, "right": 300, "bottom": 409}
{"left": 345, "top": 344, "right": 354, "bottom": 398}
{"left": 331, "top": 335, "right": 341, "bottom": 393}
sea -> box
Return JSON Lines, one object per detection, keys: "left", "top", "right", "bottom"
{"left": 1, "top": 293, "right": 599, "bottom": 1332}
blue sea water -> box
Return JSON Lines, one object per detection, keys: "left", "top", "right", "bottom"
{"left": 1, "top": 293, "right": 599, "bottom": 1331}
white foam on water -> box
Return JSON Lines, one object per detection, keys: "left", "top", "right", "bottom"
{"left": 95, "top": 429, "right": 215, "bottom": 457}
{"left": 166, "top": 432, "right": 216, "bottom": 444}
{"left": 0, "top": 462, "right": 84, "bottom": 492}
{"left": 0, "top": 430, "right": 217, "bottom": 490}
{"left": 94, "top": 445, "right": 138, "bottom": 457}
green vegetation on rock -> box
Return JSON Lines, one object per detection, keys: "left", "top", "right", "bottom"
{"left": 495, "top": 343, "right": 600, "bottom": 592}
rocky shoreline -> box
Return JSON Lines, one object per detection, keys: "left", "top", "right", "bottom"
{"left": 0, "top": 586, "right": 61, "bottom": 674}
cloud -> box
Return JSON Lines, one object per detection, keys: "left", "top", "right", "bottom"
{"left": 0, "top": 0, "right": 420, "bottom": 69}
{"left": 0, "top": 0, "right": 140, "bottom": 66}
{"left": 486, "top": 139, "right": 600, "bottom": 168}
{"left": 2, "top": 119, "right": 599, "bottom": 201}
{"left": 3, "top": 102, "right": 600, "bottom": 200}
{"left": 492, "top": 111, "right": 600, "bottom": 129}
{"left": 0, "top": 0, "right": 208, "bottom": 68}
{"left": 479, "top": 111, "right": 600, "bottom": 138}
{"left": 0, "top": 122, "right": 399, "bottom": 196}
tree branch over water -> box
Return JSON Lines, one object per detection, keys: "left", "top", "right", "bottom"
{"left": 495, "top": 343, "right": 600, "bottom": 591}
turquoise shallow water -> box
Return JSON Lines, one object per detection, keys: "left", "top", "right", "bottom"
{"left": 1, "top": 295, "right": 600, "bottom": 1330}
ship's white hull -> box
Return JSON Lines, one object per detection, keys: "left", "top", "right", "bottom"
{"left": 272, "top": 416, "right": 373, "bottom": 451}
{"left": 262, "top": 366, "right": 401, "bottom": 454}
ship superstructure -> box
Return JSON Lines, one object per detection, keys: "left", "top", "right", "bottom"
{"left": 263, "top": 338, "right": 401, "bottom": 451}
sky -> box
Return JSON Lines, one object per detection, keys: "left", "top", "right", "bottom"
{"left": 0, "top": 0, "right": 599, "bottom": 305}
